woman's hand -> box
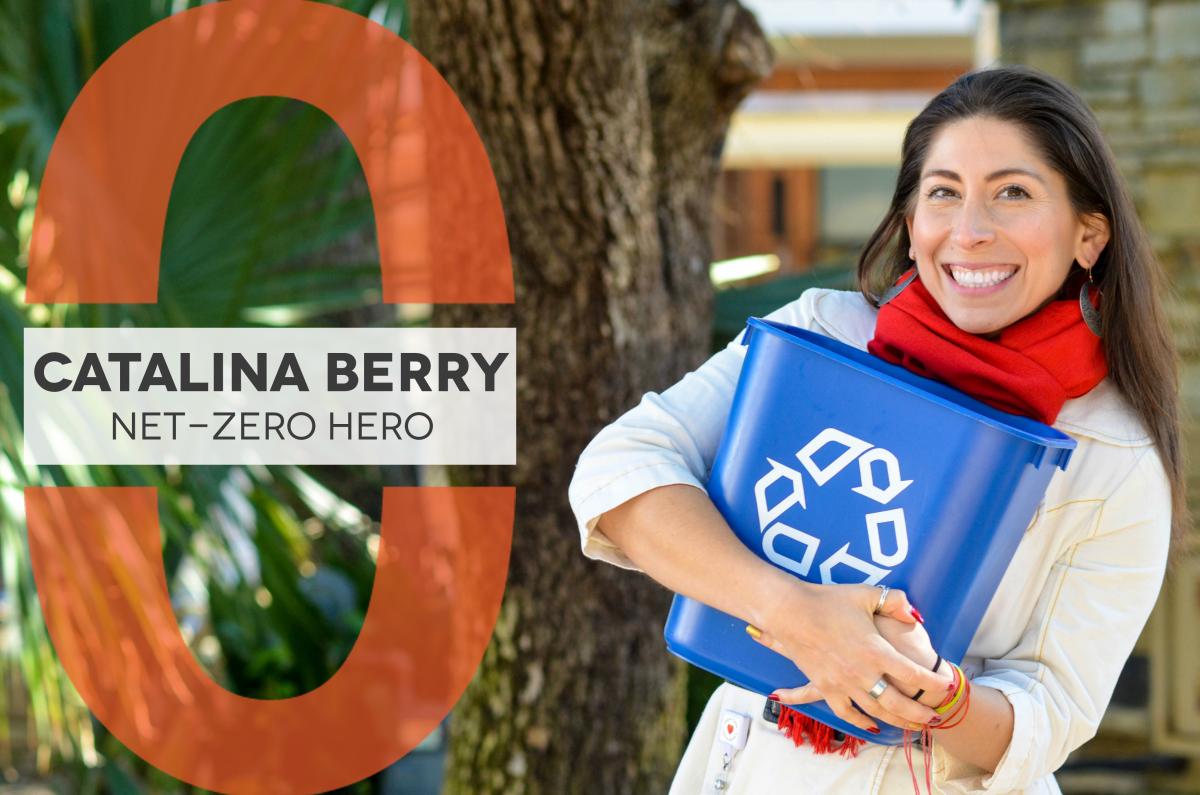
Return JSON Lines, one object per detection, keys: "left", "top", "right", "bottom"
{"left": 748, "top": 583, "right": 947, "bottom": 733}
{"left": 873, "top": 615, "right": 957, "bottom": 709}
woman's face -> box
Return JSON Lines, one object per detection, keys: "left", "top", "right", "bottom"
{"left": 905, "top": 116, "right": 1110, "bottom": 336}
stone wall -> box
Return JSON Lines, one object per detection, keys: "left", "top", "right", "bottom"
{"left": 1000, "top": 0, "right": 1200, "bottom": 355}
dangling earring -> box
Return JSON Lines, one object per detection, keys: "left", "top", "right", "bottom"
{"left": 878, "top": 251, "right": 919, "bottom": 307}
{"left": 1079, "top": 260, "right": 1102, "bottom": 337}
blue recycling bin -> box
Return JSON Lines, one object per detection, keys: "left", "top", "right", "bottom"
{"left": 664, "top": 317, "right": 1076, "bottom": 746}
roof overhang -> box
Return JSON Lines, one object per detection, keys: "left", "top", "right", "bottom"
{"left": 722, "top": 91, "right": 934, "bottom": 168}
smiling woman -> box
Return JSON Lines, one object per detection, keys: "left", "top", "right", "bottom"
{"left": 569, "top": 64, "right": 1188, "bottom": 795}
{"left": 904, "top": 118, "right": 1110, "bottom": 336}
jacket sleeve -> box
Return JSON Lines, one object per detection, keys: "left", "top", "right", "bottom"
{"left": 935, "top": 443, "right": 1172, "bottom": 793}
{"left": 566, "top": 290, "right": 821, "bottom": 572}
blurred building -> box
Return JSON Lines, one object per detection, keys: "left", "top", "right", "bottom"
{"left": 714, "top": 0, "right": 991, "bottom": 276}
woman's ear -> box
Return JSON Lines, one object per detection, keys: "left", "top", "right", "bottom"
{"left": 1076, "top": 212, "right": 1111, "bottom": 270}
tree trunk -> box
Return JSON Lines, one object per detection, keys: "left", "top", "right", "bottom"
{"left": 410, "top": 3, "right": 770, "bottom": 792}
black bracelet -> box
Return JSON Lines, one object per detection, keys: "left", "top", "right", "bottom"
{"left": 911, "top": 655, "right": 943, "bottom": 702}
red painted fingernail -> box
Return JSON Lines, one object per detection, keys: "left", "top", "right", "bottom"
{"left": 910, "top": 607, "right": 925, "bottom": 624}
{"left": 947, "top": 682, "right": 957, "bottom": 692}
{"left": 929, "top": 716, "right": 942, "bottom": 725}
{"left": 868, "top": 727, "right": 880, "bottom": 734}
{"left": 768, "top": 694, "right": 780, "bottom": 702}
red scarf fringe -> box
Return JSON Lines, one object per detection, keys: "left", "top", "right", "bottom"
{"left": 775, "top": 705, "right": 866, "bottom": 757}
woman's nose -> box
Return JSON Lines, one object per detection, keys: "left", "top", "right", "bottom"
{"left": 952, "top": 198, "right": 996, "bottom": 249}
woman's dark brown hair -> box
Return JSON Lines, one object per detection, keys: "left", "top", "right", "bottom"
{"left": 857, "top": 64, "right": 1191, "bottom": 547}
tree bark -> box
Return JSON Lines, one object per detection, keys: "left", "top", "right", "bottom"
{"left": 410, "top": 3, "right": 770, "bottom": 792}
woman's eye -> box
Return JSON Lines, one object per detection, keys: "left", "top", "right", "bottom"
{"left": 925, "top": 185, "right": 1030, "bottom": 200}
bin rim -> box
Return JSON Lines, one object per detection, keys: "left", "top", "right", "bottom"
{"left": 745, "top": 316, "right": 1077, "bottom": 452}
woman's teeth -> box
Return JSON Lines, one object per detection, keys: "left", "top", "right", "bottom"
{"left": 949, "top": 267, "right": 1016, "bottom": 288}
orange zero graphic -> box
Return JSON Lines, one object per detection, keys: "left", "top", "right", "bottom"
{"left": 25, "top": 1, "right": 514, "bottom": 791}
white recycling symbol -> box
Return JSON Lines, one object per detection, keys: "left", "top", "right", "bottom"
{"left": 753, "top": 426, "right": 913, "bottom": 583}
{"left": 762, "top": 522, "right": 820, "bottom": 578}
{"left": 865, "top": 508, "right": 909, "bottom": 567}
{"left": 852, "top": 448, "right": 913, "bottom": 504}
{"left": 795, "top": 428, "right": 873, "bottom": 486}
{"left": 818, "top": 543, "right": 889, "bottom": 586}
{"left": 754, "top": 458, "right": 806, "bottom": 530}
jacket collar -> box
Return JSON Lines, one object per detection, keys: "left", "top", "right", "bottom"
{"left": 810, "top": 288, "right": 1152, "bottom": 447}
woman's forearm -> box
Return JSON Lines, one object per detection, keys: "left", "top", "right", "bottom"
{"left": 878, "top": 620, "right": 1015, "bottom": 771}
{"left": 930, "top": 683, "right": 1014, "bottom": 773}
{"left": 595, "top": 483, "right": 799, "bottom": 630}
{"left": 890, "top": 626, "right": 1016, "bottom": 771}
{"left": 600, "top": 484, "right": 951, "bottom": 734}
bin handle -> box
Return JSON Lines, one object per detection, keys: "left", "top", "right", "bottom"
{"left": 741, "top": 317, "right": 765, "bottom": 347}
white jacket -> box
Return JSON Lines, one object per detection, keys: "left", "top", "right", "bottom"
{"left": 567, "top": 288, "right": 1171, "bottom": 794}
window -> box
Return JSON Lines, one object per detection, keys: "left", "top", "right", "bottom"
{"left": 819, "top": 165, "right": 899, "bottom": 245}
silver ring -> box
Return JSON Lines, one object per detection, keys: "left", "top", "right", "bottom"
{"left": 873, "top": 585, "right": 890, "bottom": 615}
{"left": 867, "top": 678, "right": 889, "bottom": 699}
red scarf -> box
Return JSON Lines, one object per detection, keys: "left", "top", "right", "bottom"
{"left": 865, "top": 266, "right": 1107, "bottom": 424}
